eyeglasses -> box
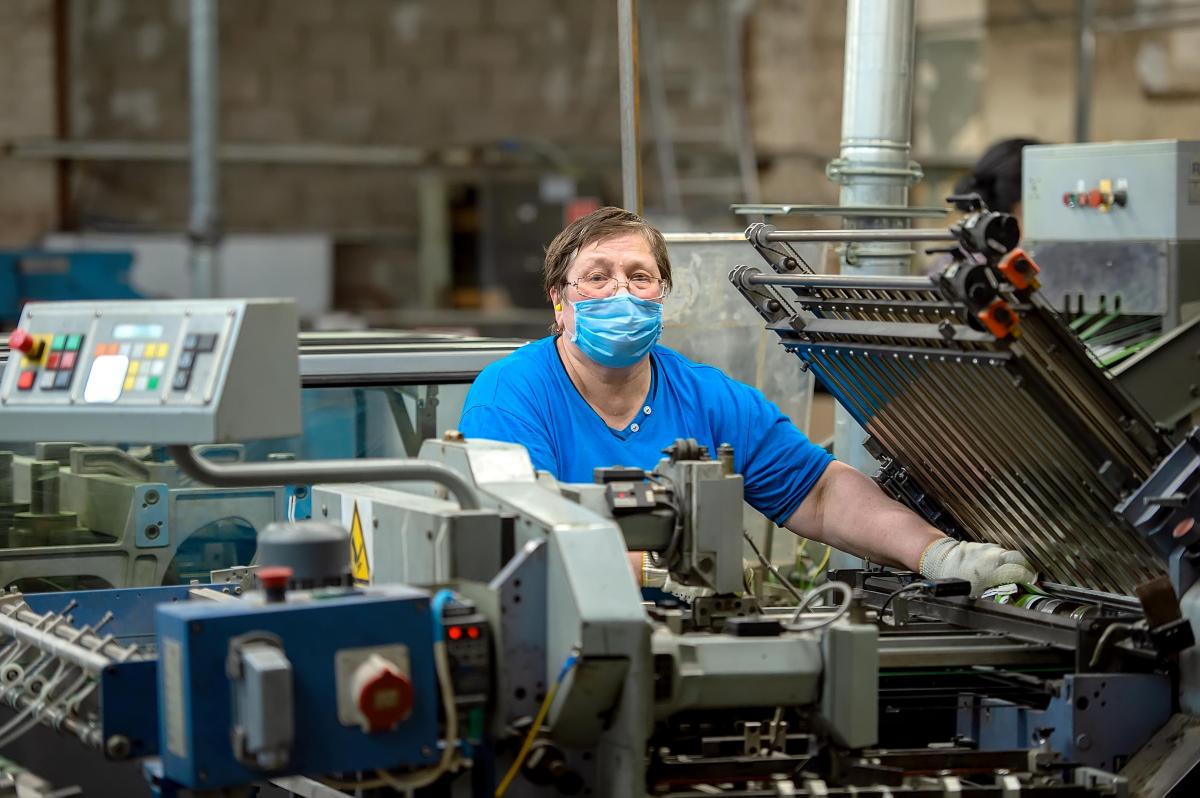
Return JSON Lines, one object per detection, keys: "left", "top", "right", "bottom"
{"left": 567, "top": 273, "right": 667, "bottom": 300}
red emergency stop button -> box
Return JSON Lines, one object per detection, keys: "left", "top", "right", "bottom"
{"left": 352, "top": 654, "right": 414, "bottom": 733}
{"left": 8, "top": 330, "right": 43, "bottom": 359}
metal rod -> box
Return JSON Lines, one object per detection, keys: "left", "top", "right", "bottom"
{"left": 726, "top": 0, "right": 761, "bottom": 205}
{"left": 745, "top": 273, "right": 935, "bottom": 291}
{"left": 188, "top": 0, "right": 220, "bottom": 299}
{"left": 617, "top": 0, "right": 643, "bottom": 214}
{"left": 1075, "top": 0, "right": 1096, "bottom": 142}
{"left": 661, "top": 232, "right": 748, "bottom": 243}
{"left": 167, "top": 445, "right": 482, "bottom": 510}
{"left": 640, "top": 0, "right": 682, "bottom": 218}
{"left": 766, "top": 228, "right": 955, "bottom": 243}
{"left": 0, "top": 610, "right": 110, "bottom": 674}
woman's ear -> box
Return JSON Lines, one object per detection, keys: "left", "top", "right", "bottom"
{"left": 550, "top": 287, "right": 564, "bottom": 332}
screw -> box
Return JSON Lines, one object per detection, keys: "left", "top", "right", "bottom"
{"left": 144, "top": 490, "right": 160, "bottom": 506}
{"left": 1075, "top": 733, "right": 1092, "bottom": 750}
{"left": 145, "top": 524, "right": 160, "bottom": 540}
{"left": 106, "top": 735, "right": 132, "bottom": 759}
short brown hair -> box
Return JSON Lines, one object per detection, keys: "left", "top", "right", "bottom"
{"left": 543, "top": 206, "right": 672, "bottom": 303}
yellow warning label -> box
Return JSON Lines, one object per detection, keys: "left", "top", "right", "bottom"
{"left": 350, "top": 502, "right": 370, "bottom": 583}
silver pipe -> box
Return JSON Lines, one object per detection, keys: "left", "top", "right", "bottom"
{"left": 167, "top": 445, "right": 482, "bottom": 510}
{"left": 188, "top": 0, "right": 220, "bottom": 298}
{"left": 766, "top": 228, "right": 954, "bottom": 243}
{"left": 827, "top": 0, "right": 921, "bottom": 533}
{"left": 617, "top": 0, "right": 643, "bottom": 214}
{"left": 1075, "top": 0, "right": 1096, "bottom": 142}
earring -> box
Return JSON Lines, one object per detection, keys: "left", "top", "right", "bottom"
{"left": 554, "top": 304, "right": 562, "bottom": 311}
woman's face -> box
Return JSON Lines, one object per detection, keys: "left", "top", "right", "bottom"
{"left": 551, "top": 232, "right": 664, "bottom": 339}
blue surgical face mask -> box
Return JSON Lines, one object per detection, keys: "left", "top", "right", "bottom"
{"left": 568, "top": 294, "right": 663, "bottom": 368}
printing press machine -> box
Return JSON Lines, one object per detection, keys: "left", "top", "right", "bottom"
{"left": 0, "top": 203, "right": 1193, "bottom": 796}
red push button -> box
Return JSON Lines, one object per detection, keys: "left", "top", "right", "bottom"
{"left": 8, "top": 330, "right": 42, "bottom": 359}
{"left": 1087, "top": 189, "right": 1103, "bottom": 208}
{"left": 17, "top": 371, "right": 35, "bottom": 391}
{"left": 352, "top": 654, "right": 414, "bottom": 733}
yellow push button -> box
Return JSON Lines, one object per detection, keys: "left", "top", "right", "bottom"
{"left": 123, "top": 376, "right": 135, "bottom": 392}
{"left": 128, "top": 361, "right": 140, "bottom": 376}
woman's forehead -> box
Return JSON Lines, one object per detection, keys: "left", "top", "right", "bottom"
{"left": 571, "top": 233, "right": 656, "bottom": 270}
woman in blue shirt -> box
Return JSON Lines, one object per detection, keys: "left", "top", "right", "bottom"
{"left": 459, "top": 207, "right": 1034, "bottom": 595}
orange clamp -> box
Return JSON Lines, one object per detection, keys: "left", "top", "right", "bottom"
{"left": 978, "top": 298, "right": 1021, "bottom": 339}
{"left": 998, "top": 248, "right": 1041, "bottom": 292}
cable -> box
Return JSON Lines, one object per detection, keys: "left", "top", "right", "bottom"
{"left": 784, "top": 581, "right": 853, "bottom": 633}
{"left": 495, "top": 650, "right": 580, "bottom": 797}
{"left": 322, "top": 589, "right": 464, "bottom": 793}
{"left": 878, "top": 581, "right": 933, "bottom": 626}
{"left": 646, "top": 473, "right": 683, "bottom": 570}
{"left": 743, "top": 531, "right": 804, "bottom": 604}
{"left": 1088, "top": 621, "right": 1137, "bottom": 669}
{"left": 810, "top": 545, "right": 832, "bottom": 581}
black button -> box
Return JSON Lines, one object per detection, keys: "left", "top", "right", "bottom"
{"left": 194, "top": 333, "right": 217, "bottom": 352}
{"left": 183, "top": 334, "right": 199, "bottom": 350}
{"left": 172, "top": 369, "right": 192, "bottom": 391}
{"left": 53, "top": 371, "right": 72, "bottom": 390}
{"left": 177, "top": 351, "right": 195, "bottom": 369}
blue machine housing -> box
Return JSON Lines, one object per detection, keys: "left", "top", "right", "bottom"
{"left": 155, "top": 586, "right": 441, "bottom": 789}
{"left": 0, "top": 249, "right": 141, "bottom": 325}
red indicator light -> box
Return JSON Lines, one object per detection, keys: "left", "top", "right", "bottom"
{"left": 448, "top": 625, "right": 463, "bottom": 641}
{"left": 467, "top": 626, "right": 481, "bottom": 640}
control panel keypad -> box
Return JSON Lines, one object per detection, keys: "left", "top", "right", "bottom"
{"left": 17, "top": 332, "right": 84, "bottom": 392}
{"left": 92, "top": 338, "right": 172, "bottom": 395}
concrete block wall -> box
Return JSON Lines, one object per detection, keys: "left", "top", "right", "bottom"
{"left": 58, "top": 0, "right": 731, "bottom": 308}
{"left": 0, "top": 0, "right": 58, "bottom": 246}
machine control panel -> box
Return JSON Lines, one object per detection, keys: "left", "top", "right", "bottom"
{"left": 0, "top": 299, "right": 300, "bottom": 444}
{"left": 1061, "top": 178, "right": 1129, "bottom": 212}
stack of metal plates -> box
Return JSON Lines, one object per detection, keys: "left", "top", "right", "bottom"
{"left": 732, "top": 263, "right": 1171, "bottom": 595}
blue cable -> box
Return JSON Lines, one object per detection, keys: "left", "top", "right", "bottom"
{"left": 431, "top": 588, "right": 456, "bottom": 642}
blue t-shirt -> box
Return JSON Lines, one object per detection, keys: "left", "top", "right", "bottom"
{"left": 458, "top": 337, "right": 832, "bottom": 525}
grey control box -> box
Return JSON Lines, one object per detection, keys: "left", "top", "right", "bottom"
{"left": 1022, "top": 139, "right": 1200, "bottom": 325}
{"left": 0, "top": 299, "right": 300, "bottom": 444}
{"left": 1023, "top": 139, "right": 1200, "bottom": 242}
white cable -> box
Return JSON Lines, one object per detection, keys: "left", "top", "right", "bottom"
{"left": 373, "top": 640, "right": 461, "bottom": 790}
{"left": 784, "top": 581, "right": 853, "bottom": 633}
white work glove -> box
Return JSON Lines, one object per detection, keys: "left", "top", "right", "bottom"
{"left": 643, "top": 561, "right": 716, "bottom": 603}
{"left": 919, "top": 538, "right": 1036, "bottom": 596}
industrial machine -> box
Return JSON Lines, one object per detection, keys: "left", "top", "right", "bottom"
{"left": 0, "top": 329, "right": 524, "bottom": 593}
{"left": 733, "top": 202, "right": 1200, "bottom": 796}
{"left": 1021, "top": 140, "right": 1200, "bottom": 428}
{"left": 0, "top": 295, "right": 1143, "bottom": 796}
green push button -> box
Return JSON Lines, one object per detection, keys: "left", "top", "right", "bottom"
{"left": 52, "top": 335, "right": 66, "bottom": 350}
{"left": 147, "top": 376, "right": 159, "bottom": 391}
{"left": 65, "top": 335, "right": 81, "bottom": 351}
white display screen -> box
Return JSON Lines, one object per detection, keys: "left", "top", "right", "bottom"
{"left": 113, "top": 323, "right": 164, "bottom": 340}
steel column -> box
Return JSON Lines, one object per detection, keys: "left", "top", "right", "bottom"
{"left": 617, "top": 0, "right": 643, "bottom": 214}
{"left": 827, "top": 0, "right": 922, "bottom": 484}
{"left": 188, "top": 0, "right": 220, "bottom": 298}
